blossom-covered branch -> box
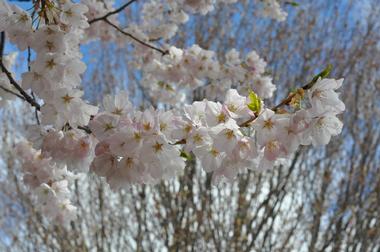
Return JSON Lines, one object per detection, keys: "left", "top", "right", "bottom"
{"left": 0, "top": 0, "right": 344, "bottom": 226}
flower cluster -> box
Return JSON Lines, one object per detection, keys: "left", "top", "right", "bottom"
{"left": 140, "top": 45, "right": 276, "bottom": 105}
{"left": 15, "top": 125, "right": 97, "bottom": 224}
{"left": 41, "top": 129, "right": 96, "bottom": 173}
{"left": 89, "top": 78, "right": 345, "bottom": 186}
{"left": 16, "top": 142, "right": 77, "bottom": 225}
{"left": 260, "top": 0, "right": 288, "bottom": 22}
{"left": 176, "top": 89, "right": 258, "bottom": 183}
{"left": 0, "top": 0, "right": 97, "bottom": 223}
{"left": 123, "top": 0, "right": 240, "bottom": 41}
{"left": 0, "top": 0, "right": 99, "bottom": 128}
{"left": 0, "top": 4, "right": 32, "bottom": 50}
{"left": 175, "top": 78, "right": 344, "bottom": 182}
{"left": 83, "top": 0, "right": 244, "bottom": 43}
{"left": 89, "top": 92, "right": 185, "bottom": 189}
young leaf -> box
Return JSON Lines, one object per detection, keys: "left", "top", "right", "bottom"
{"left": 304, "top": 64, "right": 333, "bottom": 89}
{"left": 311, "top": 64, "right": 333, "bottom": 83}
{"left": 180, "top": 151, "right": 192, "bottom": 161}
{"left": 286, "top": 2, "right": 300, "bottom": 7}
{"left": 247, "top": 90, "right": 262, "bottom": 113}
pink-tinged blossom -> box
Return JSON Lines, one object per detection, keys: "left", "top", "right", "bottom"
{"left": 193, "top": 144, "right": 226, "bottom": 172}
{"left": 204, "top": 101, "right": 230, "bottom": 127}
{"left": 89, "top": 113, "right": 120, "bottom": 140}
{"left": 16, "top": 142, "right": 77, "bottom": 225}
{"left": 308, "top": 78, "right": 346, "bottom": 115}
{"left": 251, "top": 76, "right": 277, "bottom": 99}
{"left": 252, "top": 109, "right": 280, "bottom": 146}
{"left": 141, "top": 135, "right": 185, "bottom": 182}
{"left": 0, "top": 5, "right": 32, "bottom": 50}
{"left": 211, "top": 121, "right": 242, "bottom": 154}
{"left": 103, "top": 91, "right": 132, "bottom": 116}
{"left": 91, "top": 153, "right": 117, "bottom": 178}
{"left": 306, "top": 115, "right": 343, "bottom": 147}
{"left": 60, "top": 1, "right": 90, "bottom": 29}
{"left": 224, "top": 89, "right": 252, "bottom": 119}
{"left": 245, "top": 51, "right": 267, "bottom": 76}
{"left": 108, "top": 128, "right": 143, "bottom": 157}
{"left": 184, "top": 126, "right": 212, "bottom": 153}
{"left": 41, "top": 90, "right": 98, "bottom": 128}
{"left": 232, "top": 137, "right": 258, "bottom": 161}
{"left": 261, "top": 0, "right": 288, "bottom": 22}
{"left": 41, "top": 129, "right": 96, "bottom": 172}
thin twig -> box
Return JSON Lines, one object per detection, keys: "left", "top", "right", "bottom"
{"left": 273, "top": 65, "right": 332, "bottom": 111}
{"left": 0, "top": 32, "right": 41, "bottom": 110}
{"left": 103, "top": 18, "right": 168, "bottom": 56}
{"left": 0, "top": 32, "right": 26, "bottom": 100}
{"left": 77, "top": 125, "right": 92, "bottom": 134}
{"left": 0, "top": 31, "right": 4, "bottom": 59}
{"left": 28, "top": 46, "right": 40, "bottom": 124}
{"left": 31, "top": 92, "right": 40, "bottom": 124}
{"left": 0, "top": 85, "right": 26, "bottom": 100}
{"left": 272, "top": 76, "right": 317, "bottom": 111}
{"left": 89, "top": 0, "right": 139, "bottom": 24}
{"left": 0, "top": 61, "right": 41, "bottom": 110}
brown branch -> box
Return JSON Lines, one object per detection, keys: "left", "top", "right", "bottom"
{"left": 271, "top": 88, "right": 304, "bottom": 112}
{"left": 89, "top": 0, "right": 139, "bottom": 24}
{"left": 1, "top": 17, "right": 19, "bottom": 103}
{"left": 239, "top": 72, "right": 325, "bottom": 127}
{"left": 0, "top": 32, "right": 41, "bottom": 110}
{"left": 77, "top": 125, "right": 92, "bottom": 134}
{"left": 0, "top": 31, "right": 4, "bottom": 58}
{"left": 272, "top": 65, "right": 332, "bottom": 111}
{"left": 0, "top": 85, "right": 26, "bottom": 100}
{"left": 103, "top": 18, "right": 168, "bottom": 56}
{"left": 28, "top": 46, "right": 40, "bottom": 124}
{"left": 0, "top": 61, "right": 41, "bottom": 110}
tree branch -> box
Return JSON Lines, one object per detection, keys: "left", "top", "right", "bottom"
{"left": 272, "top": 65, "right": 332, "bottom": 111}
{"left": 0, "top": 32, "right": 41, "bottom": 110}
{"left": 0, "top": 85, "right": 26, "bottom": 100}
{"left": 0, "top": 61, "right": 41, "bottom": 110}
{"left": 103, "top": 18, "right": 168, "bottom": 56}
{"left": 240, "top": 69, "right": 329, "bottom": 127}
{"left": 0, "top": 32, "right": 23, "bottom": 100}
{"left": 88, "top": 0, "right": 139, "bottom": 24}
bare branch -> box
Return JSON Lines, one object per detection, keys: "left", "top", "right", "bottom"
{"left": 0, "top": 61, "right": 41, "bottom": 110}
{"left": 0, "top": 85, "right": 26, "bottom": 100}
{"left": 88, "top": 0, "right": 139, "bottom": 24}
{"left": 103, "top": 18, "right": 168, "bottom": 56}
{"left": 0, "top": 32, "right": 41, "bottom": 110}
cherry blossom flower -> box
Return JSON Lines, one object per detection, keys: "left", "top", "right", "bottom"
{"left": 308, "top": 78, "right": 346, "bottom": 114}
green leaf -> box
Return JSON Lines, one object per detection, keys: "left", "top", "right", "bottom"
{"left": 247, "top": 90, "right": 262, "bottom": 113}
{"left": 180, "top": 151, "right": 192, "bottom": 160}
{"left": 312, "top": 64, "right": 333, "bottom": 83}
{"left": 304, "top": 64, "right": 333, "bottom": 90}
{"left": 285, "top": 1, "right": 300, "bottom": 7}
